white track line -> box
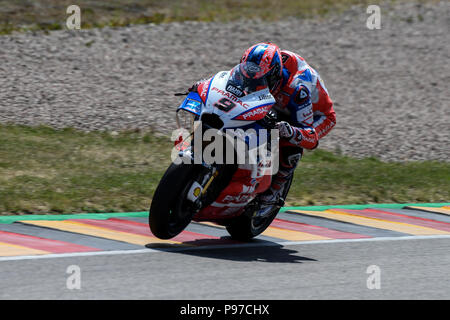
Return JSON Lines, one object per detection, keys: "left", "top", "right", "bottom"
{"left": 1, "top": 234, "right": 450, "bottom": 262}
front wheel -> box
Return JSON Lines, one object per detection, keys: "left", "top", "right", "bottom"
{"left": 149, "top": 163, "right": 201, "bottom": 239}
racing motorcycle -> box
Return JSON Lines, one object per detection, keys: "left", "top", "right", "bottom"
{"left": 149, "top": 62, "right": 293, "bottom": 240}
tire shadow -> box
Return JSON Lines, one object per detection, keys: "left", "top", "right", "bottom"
{"left": 146, "top": 237, "right": 317, "bottom": 264}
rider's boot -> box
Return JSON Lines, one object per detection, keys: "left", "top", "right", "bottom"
{"left": 256, "top": 146, "right": 302, "bottom": 217}
{"left": 260, "top": 166, "right": 295, "bottom": 206}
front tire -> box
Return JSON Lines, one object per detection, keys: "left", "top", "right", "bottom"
{"left": 149, "top": 163, "right": 200, "bottom": 239}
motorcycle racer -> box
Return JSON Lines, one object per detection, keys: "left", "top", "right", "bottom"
{"left": 189, "top": 42, "right": 336, "bottom": 207}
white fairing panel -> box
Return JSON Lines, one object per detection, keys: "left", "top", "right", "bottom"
{"left": 203, "top": 71, "right": 276, "bottom": 129}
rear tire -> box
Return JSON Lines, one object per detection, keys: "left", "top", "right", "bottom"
{"left": 225, "top": 175, "right": 293, "bottom": 241}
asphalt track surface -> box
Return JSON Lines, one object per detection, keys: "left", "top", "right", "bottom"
{"left": 1, "top": 237, "right": 449, "bottom": 299}
{"left": 0, "top": 206, "right": 449, "bottom": 299}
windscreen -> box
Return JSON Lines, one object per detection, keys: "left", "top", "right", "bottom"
{"left": 226, "top": 62, "right": 269, "bottom": 96}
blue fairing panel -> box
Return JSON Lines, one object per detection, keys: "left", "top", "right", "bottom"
{"left": 178, "top": 92, "right": 203, "bottom": 116}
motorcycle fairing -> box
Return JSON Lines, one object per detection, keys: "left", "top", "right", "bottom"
{"left": 192, "top": 165, "right": 272, "bottom": 222}
{"left": 201, "top": 70, "right": 276, "bottom": 129}
{"left": 178, "top": 70, "right": 278, "bottom": 221}
{"left": 177, "top": 91, "right": 203, "bottom": 116}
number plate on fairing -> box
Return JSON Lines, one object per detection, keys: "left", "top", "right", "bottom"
{"left": 203, "top": 71, "right": 276, "bottom": 129}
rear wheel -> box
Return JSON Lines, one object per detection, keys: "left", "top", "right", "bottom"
{"left": 225, "top": 175, "right": 293, "bottom": 241}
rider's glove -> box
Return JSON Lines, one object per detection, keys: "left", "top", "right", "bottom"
{"left": 188, "top": 83, "right": 199, "bottom": 92}
{"left": 276, "top": 121, "right": 294, "bottom": 139}
{"left": 188, "top": 79, "right": 207, "bottom": 92}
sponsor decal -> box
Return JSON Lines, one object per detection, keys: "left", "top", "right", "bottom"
{"left": 297, "top": 108, "right": 313, "bottom": 125}
{"left": 294, "top": 85, "right": 310, "bottom": 106}
{"left": 184, "top": 99, "right": 202, "bottom": 114}
{"left": 222, "top": 182, "right": 259, "bottom": 204}
{"left": 226, "top": 84, "right": 244, "bottom": 97}
{"left": 302, "top": 111, "right": 313, "bottom": 118}
{"left": 301, "top": 134, "right": 316, "bottom": 144}
{"left": 233, "top": 104, "right": 273, "bottom": 121}
{"left": 222, "top": 194, "right": 252, "bottom": 204}
{"left": 246, "top": 63, "right": 261, "bottom": 74}
{"left": 211, "top": 87, "right": 249, "bottom": 108}
{"left": 199, "top": 79, "right": 212, "bottom": 102}
{"left": 193, "top": 187, "right": 201, "bottom": 197}
{"left": 317, "top": 121, "right": 336, "bottom": 138}
{"left": 258, "top": 93, "right": 272, "bottom": 101}
{"left": 242, "top": 184, "right": 256, "bottom": 194}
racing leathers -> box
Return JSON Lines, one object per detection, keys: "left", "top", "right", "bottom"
{"left": 260, "top": 50, "right": 336, "bottom": 204}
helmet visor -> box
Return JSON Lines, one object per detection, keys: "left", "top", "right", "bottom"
{"left": 228, "top": 62, "right": 268, "bottom": 95}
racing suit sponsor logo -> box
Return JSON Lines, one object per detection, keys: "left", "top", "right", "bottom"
{"left": 289, "top": 129, "right": 316, "bottom": 147}
{"left": 294, "top": 85, "right": 310, "bottom": 106}
{"left": 301, "top": 134, "right": 316, "bottom": 144}
{"left": 302, "top": 111, "right": 313, "bottom": 118}
{"left": 297, "top": 108, "right": 313, "bottom": 125}
{"left": 316, "top": 121, "right": 336, "bottom": 138}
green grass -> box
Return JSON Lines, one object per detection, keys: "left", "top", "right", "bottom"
{"left": 0, "top": 0, "right": 437, "bottom": 35}
{"left": 288, "top": 151, "right": 449, "bottom": 206}
{"left": 0, "top": 125, "right": 171, "bottom": 214}
{"left": 0, "top": 125, "right": 448, "bottom": 215}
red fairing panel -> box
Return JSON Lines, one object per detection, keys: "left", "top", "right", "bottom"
{"left": 197, "top": 78, "right": 213, "bottom": 104}
{"left": 193, "top": 167, "right": 272, "bottom": 221}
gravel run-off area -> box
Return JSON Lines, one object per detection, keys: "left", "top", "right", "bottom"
{"left": 0, "top": 1, "right": 449, "bottom": 162}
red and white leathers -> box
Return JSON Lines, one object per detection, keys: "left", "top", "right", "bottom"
{"left": 189, "top": 49, "right": 336, "bottom": 205}
{"left": 261, "top": 50, "right": 336, "bottom": 203}
{"left": 274, "top": 50, "right": 336, "bottom": 149}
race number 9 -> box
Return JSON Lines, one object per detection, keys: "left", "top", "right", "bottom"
{"left": 214, "top": 98, "right": 236, "bottom": 112}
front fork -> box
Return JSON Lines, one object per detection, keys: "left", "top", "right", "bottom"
{"left": 178, "top": 147, "right": 220, "bottom": 210}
